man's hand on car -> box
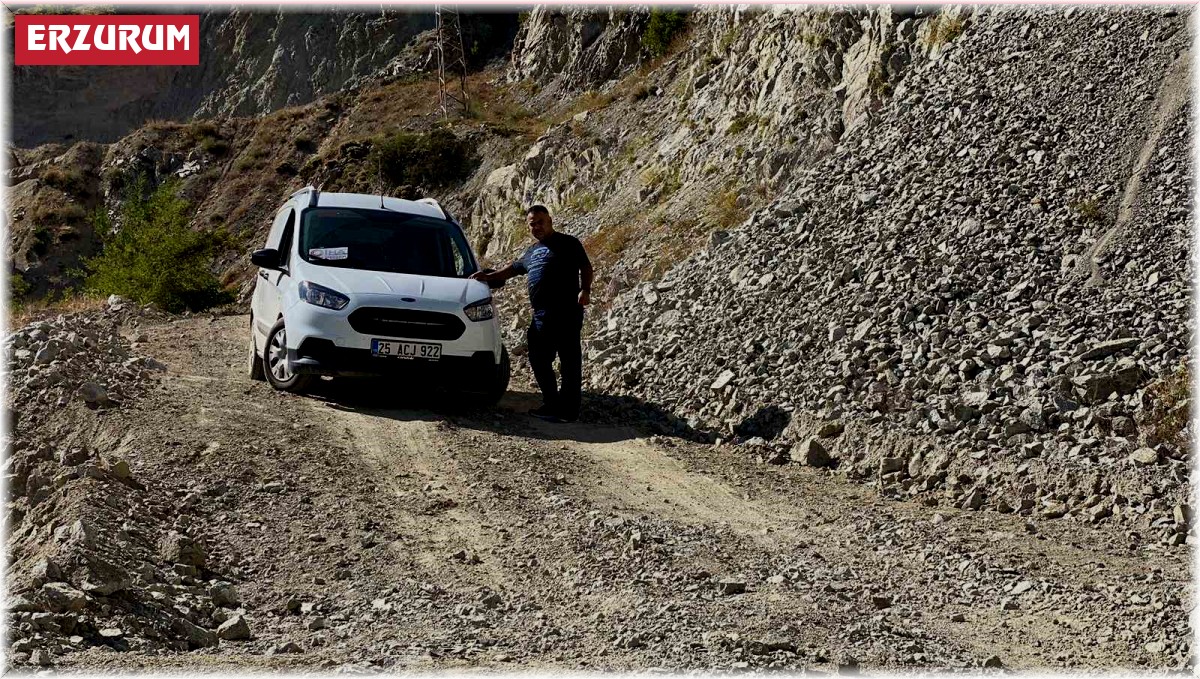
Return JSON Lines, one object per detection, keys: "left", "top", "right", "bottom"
{"left": 469, "top": 270, "right": 492, "bottom": 282}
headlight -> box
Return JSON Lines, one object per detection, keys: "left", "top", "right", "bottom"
{"left": 464, "top": 297, "right": 494, "bottom": 322}
{"left": 298, "top": 281, "right": 349, "bottom": 310}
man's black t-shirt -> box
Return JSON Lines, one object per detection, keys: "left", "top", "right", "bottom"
{"left": 511, "top": 232, "right": 590, "bottom": 325}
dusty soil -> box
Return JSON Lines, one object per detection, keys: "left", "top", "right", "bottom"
{"left": 34, "top": 313, "right": 1193, "bottom": 672}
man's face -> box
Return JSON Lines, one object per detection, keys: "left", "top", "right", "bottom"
{"left": 527, "top": 211, "right": 553, "bottom": 241}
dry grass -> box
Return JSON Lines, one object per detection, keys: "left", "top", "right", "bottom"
{"left": 1142, "top": 363, "right": 1191, "bottom": 449}
{"left": 711, "top": 186, "right": 748, "bottom": 229}
{"left": 584, "top": 221, "right": 639, "bottom": 273}
{"left": 9, "top": 292, "right": 107, "bottom": 328}
{"left": 924, "top": 13, "right": 967, "bottom": 48}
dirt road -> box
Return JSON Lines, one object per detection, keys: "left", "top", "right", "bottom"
{"left": 55, "top": 313, "right": 1190, "bottom": 672}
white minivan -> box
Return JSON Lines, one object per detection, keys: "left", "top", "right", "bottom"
{"left": 246, "top": 187, "right": 509, "bottom": 403}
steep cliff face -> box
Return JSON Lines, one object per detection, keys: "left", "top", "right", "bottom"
{"left": 10, "top": 11, "right": 435, "bottom": 147}
{"left": 466, "top": 6, "right": 939, "bottom": 271}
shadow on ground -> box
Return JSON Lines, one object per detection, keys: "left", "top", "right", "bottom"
{"left": 301, "top": 377, "right": 710, "bottom": 445}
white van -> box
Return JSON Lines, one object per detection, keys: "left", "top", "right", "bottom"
{"left": 246, "top": 187, "right": 509, "bottom": 403}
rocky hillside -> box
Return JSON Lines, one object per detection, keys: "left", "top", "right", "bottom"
{"left": 5, "top": 6, "right": 1192, "bottom": 534}
{"left": 585, "top": 6, "right": 1193, "bottom": 537}
{"left": 9, "top": 9, "right": 519, "bottom": 147}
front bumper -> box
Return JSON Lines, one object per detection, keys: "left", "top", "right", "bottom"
{"left": 283, "top": 293, "right": 502, "bottom": 361}
{"left": 289, "top": 339, "right": 498, "bottom": 386}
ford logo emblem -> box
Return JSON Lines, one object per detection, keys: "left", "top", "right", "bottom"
{"left": 400, "top": 297, "right": 416, "bottom": 302}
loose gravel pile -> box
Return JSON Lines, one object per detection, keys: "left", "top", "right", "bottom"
{"left": 587, "top": 8, "right": 1193, "bottom": 537}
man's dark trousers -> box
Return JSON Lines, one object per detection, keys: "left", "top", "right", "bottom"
{"left": 526, "top": 309, "right": 583, "bottom": 420}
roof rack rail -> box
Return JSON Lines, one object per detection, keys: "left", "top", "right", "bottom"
{"left": 416, "top": 197, "right": 453, "bottom": 221}
{"left": 289, "top": 185, "right": 320, "bottom": 207}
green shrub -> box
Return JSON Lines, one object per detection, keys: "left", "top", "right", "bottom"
{"left": 642, "top": 9, "right": 688, "bottom": 58}
{"left": 201, "top": 137, "right": 230, "bottom": 157}
{"left": 373, "top": 128, "right": 474, "bottom": 189}
{"left": 9, "top": 273, "right": 31, "bottom": 302}
{"left": 293, "top": 136, "right": 318, "bottom": 154}
{"left": 727, "top": 113, "right": 759, "bottom": 135}
{"left": 82, "top": 176, "right": 230, "bottom": 313}
{"left": 1072, "top": 198, "right": 1103, "bottom": 223}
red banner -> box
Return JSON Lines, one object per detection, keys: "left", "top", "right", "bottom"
{"left": 14, "top": 15, "right": 199, "bottom": 66}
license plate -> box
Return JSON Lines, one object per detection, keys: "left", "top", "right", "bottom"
{"left": 371, "top": 339, "right": 441, "bottom": 360}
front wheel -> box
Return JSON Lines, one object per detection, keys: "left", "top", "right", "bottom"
{"left": 247, "top": 322, "right": 266, "bottom": 382}
{"left": 263, "top": 319, "right": 312, "bottom": 393}
{"left": 480, "top": 346, "right": 510, "bottom": 407}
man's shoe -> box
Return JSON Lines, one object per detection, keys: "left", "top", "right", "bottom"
{"left": 528, "top": 405, "right": 558, "bottom": 418}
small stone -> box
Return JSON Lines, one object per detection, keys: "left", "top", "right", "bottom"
{"left": 31, "top": 649, "right": 52, "bottom": 666}
{"left": 79, "top": 382, "right": 112, "bottom": 407}
{"left": 871, "top": 595, "right": 892, "bottom": 609}
{"left": 951, "top": 613, "right": 966, "bottom": 623}
{"left": 1130, "top": 448, "right": 1159, "bottom": 466}
{"left": 717, "top": 579, "right": 746, "bottom": 595}
{"left": 209, "top": 582, "right": 240, "bottom": 608}
{"left": 792, "top": 438, "right": 832, "bottom": 467}
{"left": 983, "top": 655, "right": 1003, "bottom": 668}
{"left": 217, "top": 615, "right": 251, "bottom": 641}
{"left": 306, "top": 617, "right": 327, "bottom": 631}
{"left": 38, "top": 582, "right": 86, "bottom": 613}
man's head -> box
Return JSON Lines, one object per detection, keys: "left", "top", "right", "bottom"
{"left": 526, "top": 205, "right": 554, "bottom": 241}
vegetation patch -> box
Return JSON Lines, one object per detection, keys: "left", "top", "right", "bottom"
{"left": 711, "top": 186, "right": 748, "bottom": 230}
{"left": 81, "top": 176, "right": 231, "bottom": 313}
{"left": 40, "top": 167, "right": 91, "bottom": 196}
{"left": 642, "top": 9, "right": 688, "bottom": 58}
{"left": 1072, "top": 198, "right": 1103, "bottom": 223}
{"left": 924, "top": 13, "right": 967, "bottom": 48}
{"left": 727, "top": 113, "right": 763, "bottom": 135}
{"left": 1141, "top": 363, "right": 1191, "bottom": 449}
{"left": 373, "top": 128, "right": 475, "bottom": 190}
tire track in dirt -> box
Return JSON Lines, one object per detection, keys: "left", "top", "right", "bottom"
{"left": 1082, "top": 49, "right": 1190, "bottom": 285}
{"left": 510, "top": 414, "right": 1189, "bottom": 670}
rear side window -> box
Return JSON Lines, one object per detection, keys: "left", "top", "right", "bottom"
{"left": 299, "top": 207, "right": 477, "bottom": 278}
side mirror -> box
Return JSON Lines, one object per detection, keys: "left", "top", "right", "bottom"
{"left": 251, "top": 248, "right": 281, "bottom": 269}
{"left": 480, "top": 268, "right": 505, "bottom": 290}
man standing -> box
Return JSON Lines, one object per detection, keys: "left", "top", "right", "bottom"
{"left": 471, "top": 205, "right": 593, "bottom": 422}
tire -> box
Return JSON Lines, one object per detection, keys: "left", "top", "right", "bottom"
{"left": 263, "top": 318, "right": 313, "bottom": 393}
{"left": 247, "top": 320, "right": 266, "bottom": 382}
{"left": 480, "top": 346, "right": 510, "bottom": 407}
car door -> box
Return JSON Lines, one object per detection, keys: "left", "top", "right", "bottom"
{"left": 252, "top": 204, "right": 295, "bottom": 343}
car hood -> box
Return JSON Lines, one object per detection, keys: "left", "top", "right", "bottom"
{"left": 310, "top": 268, "right": 489, "bottom": 305}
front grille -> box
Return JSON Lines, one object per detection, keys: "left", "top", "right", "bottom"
{"left": 348, "top": 307, "right": 465, "bottom": 340}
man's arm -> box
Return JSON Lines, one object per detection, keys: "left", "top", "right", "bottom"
{"left": 470, "top": 264, "right": 523, "bottom": 283}
{"left": 578, "top": 244, "right": 594, "bottom": 306}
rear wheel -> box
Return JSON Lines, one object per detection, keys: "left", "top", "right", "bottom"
{"left": 263, "top": 319, "right": 312, "bottom": 393}
{"left": 247, "top": 320, "right": 265, "bottom": 382}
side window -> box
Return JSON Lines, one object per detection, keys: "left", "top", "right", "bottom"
{"left": 265, "top": 205, "right": 289, "bottom": 249}
{"left": 278, "top": 211, "right": 296, "bottom": 267}
{"left": 448, "top": 235, "right": 466, "bottom": 276}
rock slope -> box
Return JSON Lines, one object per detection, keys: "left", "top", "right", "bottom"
{"left": 587, "top": 6, "right": 1193, "bottom": 537}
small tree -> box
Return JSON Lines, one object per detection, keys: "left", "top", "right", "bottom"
{"left": 83, "top": 176, "right": 230, "bottom": 312}
{"left": 642, "top": 9, "right": 688, "bottom": 58}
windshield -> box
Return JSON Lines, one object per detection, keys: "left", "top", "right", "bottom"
{"left": 299, "top": 207, "right": 476, "bottom": 278}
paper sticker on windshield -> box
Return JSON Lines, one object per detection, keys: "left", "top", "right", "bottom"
{"left": 309, "top": 247, "right": 348, "bottom": 260}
